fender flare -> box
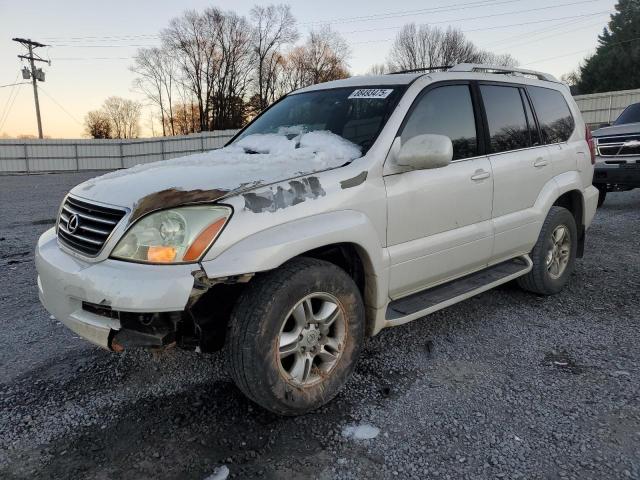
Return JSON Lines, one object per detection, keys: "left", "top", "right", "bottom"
{"left": 200, "top": 210, "right": 390, "bottom": 310}
{"left": 534, "top": 171, "right": 586, "bottom": 225}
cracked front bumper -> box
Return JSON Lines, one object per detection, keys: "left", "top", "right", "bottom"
{"left": 35, "top": 228, "right": 197, "bottom": 349}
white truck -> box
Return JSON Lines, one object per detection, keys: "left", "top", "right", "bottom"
{"left": 36, "top": 64, "right": 599, "bottom": 415}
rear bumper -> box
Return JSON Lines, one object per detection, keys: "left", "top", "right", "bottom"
{"left": 593, "top": 161, "right": 640, "bottom": 187}
{"left": 35, "top": 228, "right": 197, "bottom": 349}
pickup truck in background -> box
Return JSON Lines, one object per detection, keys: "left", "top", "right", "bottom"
{"left": 592, "top": 102, "right": 640, "bottom": 207}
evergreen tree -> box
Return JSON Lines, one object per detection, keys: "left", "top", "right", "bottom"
{"left": 577, "top": 0, "right": 640, "bottom": 93}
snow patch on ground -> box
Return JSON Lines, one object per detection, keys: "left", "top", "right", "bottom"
{"left": 203, "top": 465, "right": 229, "bottom": 480}
{"left": 342, "top": 424, "right": 380, "bottom": 440}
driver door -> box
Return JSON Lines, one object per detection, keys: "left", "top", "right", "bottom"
{"left": 384, "top": 83, "right": 494, "bottom": 299}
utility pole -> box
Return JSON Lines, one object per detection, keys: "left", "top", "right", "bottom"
{"left": 12, "top": 38, "right": 50, "bottom": 139}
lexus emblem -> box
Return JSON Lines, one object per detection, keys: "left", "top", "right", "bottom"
{"left": 67, "top": 214, "right": 80, "bottom": 234}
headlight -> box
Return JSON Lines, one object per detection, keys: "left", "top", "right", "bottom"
{"left": 111, "top": 205, "right": 231, "bottom": 264}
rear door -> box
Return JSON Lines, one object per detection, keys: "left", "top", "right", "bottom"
{"left": 479, "top": 83, "right": 554, "bottom": 262}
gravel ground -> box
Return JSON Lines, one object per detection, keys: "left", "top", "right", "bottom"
{"left": 1, "top": 172, "right": 639, "bottom": 480}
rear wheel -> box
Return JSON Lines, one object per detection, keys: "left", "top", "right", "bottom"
{"left": 517, "top": 206, "right": 577, "bottom": 295}
{"left": 225, "top": 257, "right": 365, "bottom": 415}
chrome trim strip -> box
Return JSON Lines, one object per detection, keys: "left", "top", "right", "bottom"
{"left": 62, "top": 205, "right": 119, "bottom": 225}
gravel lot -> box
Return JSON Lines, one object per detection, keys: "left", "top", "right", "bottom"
{"left": 1, "top": 172, "right": 639, "bottom": 480}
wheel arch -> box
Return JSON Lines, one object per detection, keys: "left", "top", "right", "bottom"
{"left": 552, "top": 189, "right": 585, "bottom": 258}
{"left": 200, "top": 210, "right": 389, "bottom": 337}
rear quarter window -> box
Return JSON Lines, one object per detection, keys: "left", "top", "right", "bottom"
{"left": 528, "top": 86, "right": 575, "bottom": 143}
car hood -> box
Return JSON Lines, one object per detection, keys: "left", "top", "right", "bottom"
{"left": 592, "top": 122, "right": 640, "bottom": 137}
{"left": 70, "top": 131, "right": 362, "bottom": 220}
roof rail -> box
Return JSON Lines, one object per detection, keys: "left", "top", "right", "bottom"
{"left": 388, "top": 66, "right": 452, "bottom": 75}
{"left": 448, "top": 63, "right": 559, "bottom": 82}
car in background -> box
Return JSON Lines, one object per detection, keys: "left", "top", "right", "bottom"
{"left": 592, "top": 102, "right": 640, "bottom": 206}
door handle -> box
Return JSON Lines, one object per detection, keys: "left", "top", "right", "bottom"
{"left": 471, "top": 170, "right": 490, "bottom": 181}
{"left": 534, "top": 158, "right": 548, "bottom": 168}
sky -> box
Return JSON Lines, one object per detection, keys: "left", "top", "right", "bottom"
{"left": 0, "top": 0, "right": 618, "bottom": 138}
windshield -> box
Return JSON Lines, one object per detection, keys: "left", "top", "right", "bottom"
{"left": 614, "top": 103, "right": 640, "bottom": 125}
{"left": 234, "top": 86, "right": 406, "bottom": 154}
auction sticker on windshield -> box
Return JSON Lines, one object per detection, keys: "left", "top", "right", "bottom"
{"left": 348, "top": 89, "right": 394, "bottom": 99}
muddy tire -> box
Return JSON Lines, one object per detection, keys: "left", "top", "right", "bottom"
{"left": 225, "top": 257, "right": 365, "bottom": 415}
{"left": 517, "top": 206, "right": 577, "bottom": 295}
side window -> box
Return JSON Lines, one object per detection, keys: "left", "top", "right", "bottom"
{"left": 401, "top": 85, "right": 478, "bottom": 160}
{"left": 480, "top": 85, "right": 530, "bottom": 153}
{"left": 528, "top": 86, "right": 575, "bottom": 143}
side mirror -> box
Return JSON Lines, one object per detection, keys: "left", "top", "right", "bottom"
{"left": 396, "top": 134, "right": 453, "bottom": 170}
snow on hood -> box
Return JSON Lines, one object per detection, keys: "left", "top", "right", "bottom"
{"left": 71, "top": 130, "right": 362, "bottom": 209}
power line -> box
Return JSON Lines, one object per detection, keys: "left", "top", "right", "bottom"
{"left": 349, "top": 11, "right": 610, "bottom": 46}
{"left": 37, "top": 86, "right": 83, "bottom": 125}
{"left": 0, "top": 81, "right": 30, "bottom": 89}
{"left": 0, "top": 84, "right": 24, "bottom": 133}
{"left": 337, "top": 0, "right": 609, "bottom": 36}
{"left": 301, "top": 0, "right": 528, "bottom": 26}
{"left": 52, "top": 44, "right": 159, "bottom": 48}
{"left": 490, "top": 18, "right": 608, "bottom": 52}
{"left": 0, "top": 73, "right": 20, "bottom": 127}
{"left": 521, "top": 35, "right": 640, "bottom": 65}
{"left": 479, "top": 12, "right": 603, "bottom": 48}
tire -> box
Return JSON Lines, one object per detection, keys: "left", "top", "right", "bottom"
{"left": 596, "top": 185, "right": 607, "bottom": 208}
{"left": 225, "top": 257, "right": 365, "bottom": 415}
{"left": 517, "top": 206, "right": 577, "bottom": 295}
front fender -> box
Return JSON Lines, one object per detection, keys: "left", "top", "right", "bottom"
{"left": 200, "top": 210, "right": 390, "bottom": 309}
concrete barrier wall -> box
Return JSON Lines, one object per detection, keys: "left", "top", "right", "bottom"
{"left": 0, "top": 130, "right": 239, "bottom": 174}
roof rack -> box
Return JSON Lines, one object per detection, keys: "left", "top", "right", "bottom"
{"left": 388, "top": 66, "right": 452, "bottom": 75}
{"left": 448, "top": 63, "right": 559, "bottom": 82}
{"left": 386, "top": 63, "right": 558, "bottom": 83}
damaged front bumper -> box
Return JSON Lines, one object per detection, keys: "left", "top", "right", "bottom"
{"left": 35, "top": 228, "right": 199, "bottom": 350}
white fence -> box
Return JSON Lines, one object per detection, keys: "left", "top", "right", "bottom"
{"left": 3, "top": 88, "right": 640, "bottom": 174}
{"left": 0, "top": 130, "right": 239, "bottom": 174}
{"left": 574, "top": 88, "right": 640, "bottom": 127}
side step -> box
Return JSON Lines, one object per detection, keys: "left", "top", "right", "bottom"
{"left": 385, "top": 256, "right": 532, "bottom": 327}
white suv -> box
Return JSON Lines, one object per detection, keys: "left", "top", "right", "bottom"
{"left": 36, "top": 64, "right": 599, "bottom": 415}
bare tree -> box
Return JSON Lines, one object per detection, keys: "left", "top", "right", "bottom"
{"left": 476, "top": 51, "right": 518, "bottom": 67}
{"left": 131, "top": 47, "right": 177, "bottom": 136}
{"left": 387, "top": 24, "right": 518, "bottom": 72}
{"left": 279, "top": 45, "right": 309, "bottom": 92}
{"left": 366, "top": 63, "right": 389, "bottom": 75}
{"left": 250, "top": 4, "right": 298, "bottom": 112}
{"left": 162, "top": 10, "right": 217, "bottom": 132}
{"left": 84, "top": 110, "right": 112, "bottom": 139}
{"left": 208, "top": 8, "right": 254, "bottom": 129}
{"left": 305, "top": 27, "right": 350, "bottom": 85}
{"left": 170, "top": 102, "right": 200, "bottom": 135}
{"left": 102, "top": 97, "right": 142, "bottom": 139}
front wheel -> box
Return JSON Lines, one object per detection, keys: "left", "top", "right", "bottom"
{"left": 225, "top": 257, "right": 365, "bottom": 415}
{"left": 517, "top": 206, "right": 577, "bottom": 295}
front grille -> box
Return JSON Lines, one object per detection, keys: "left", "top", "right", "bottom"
{"left": 596, "top": 134, "right": 640, "bottom": 157}
{"left": 57, "top": 196, "right": 126, "bottom": 256}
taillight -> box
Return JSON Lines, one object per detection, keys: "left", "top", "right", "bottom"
{"left": 585, "top": 126, "right": 596, "bottom": 165}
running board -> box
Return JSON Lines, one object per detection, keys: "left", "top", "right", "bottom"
{"left": 385, "top": 255, "right": 532, "bottom": 327}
